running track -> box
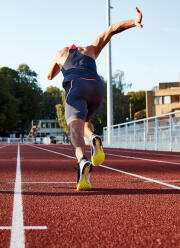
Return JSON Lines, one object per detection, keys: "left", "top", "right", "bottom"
{"left": 0, "top": 144, "right": 180, "bottom": 248}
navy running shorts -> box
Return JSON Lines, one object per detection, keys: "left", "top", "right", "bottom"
{"left": 63, "top": 77, "right": 104, "bottom": 125}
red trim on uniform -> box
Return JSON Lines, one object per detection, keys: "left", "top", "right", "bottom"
{"left": 69, "top": 44, "right": 77, "bottom": 50}
{"left": 66, "top": 80, "right": 73, "bottom": 101}
{"left": 80, "top": 77, "right": 96, "bottom": 81}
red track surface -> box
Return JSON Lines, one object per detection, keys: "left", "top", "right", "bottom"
{"left": 0, "top": 144, "right": 180, "bottom": 247}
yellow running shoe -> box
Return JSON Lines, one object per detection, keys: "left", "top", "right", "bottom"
{"left": 91, "top": 135, "right": 105, "bottom": 166}
{"left": 76, "top": 156, "right": 92, "bottom": 191}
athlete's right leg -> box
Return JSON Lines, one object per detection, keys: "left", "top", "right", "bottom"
{"left": 84, "top": 120, "right": 94, "bottom": 140}
{"left": 69, "top": 118, "right": 85, "bottom": 162}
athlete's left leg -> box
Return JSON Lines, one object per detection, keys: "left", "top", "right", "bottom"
{"left": 69, "top": 118, "right": 92, "bottom": 190}
{"left": 84, "top": 120, "right": 105, "bottom": 166}
{"left": 69, "top": 118, "right": 85, "bottom": 162}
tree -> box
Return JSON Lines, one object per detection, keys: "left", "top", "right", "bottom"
{"left": 41, "top": 86, "right": 62, "bottom": 119}
{"left": 0, "top": 67, "right": 20, "bottom": 136}
{"left": 112, "top": 70, "right": 132, "bottom": 92}
{"left": 18, "top": 64, "right": 38, "bottom": 87}
{"left": 113, "top": 85, "right": 130, "bottom": 124}
{"left": 56, "top": 91, "right": 69, "bottom": 133}
{"left": 127, "top": 91, "right": 146, "bottom": 120}
{"left": 16, "top": 64, "right": 43, "bottom": 136}
{"left": 0, "top": 65, "right": 65, "bottom": 137}
{"left": 112, "top": 72, "right": 131, "bottom": 125}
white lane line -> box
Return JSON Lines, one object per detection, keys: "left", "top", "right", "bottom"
{"left": 28, "top": 144, "right": 75, "bottom": 159}
{"left": 0, "top": 226, "right": 12, "bottom": 229}
{"left": 28, "top": 145, "right": 180, "bottom": 190}
{"left": 71, "top": 147, "right": 180, "bottom": 161}
{"left": 144, "top": 180, "right": 180, "bottom": 183}
{"left": 10, "top": 144, "right": 25, "bottom": 248}
{"left": 45, "top": 146, "right": 73, "bottom": 151}
{"left": 0, "top": 145, "right": 9, "bottom": 149}
{"left": 105, "top": 153, "right": 180, "bottom": 166}
{"left": 100, "top": 164, "right": 180, "bottom": 190}
{"left": 103, "top": 148, "right": 180, "bottom": 158}
{"left": 40, "top": 144, "right": 180, "bottom": 158}
{"left": 43, "top": 145, "right": 180, "bottom": 159}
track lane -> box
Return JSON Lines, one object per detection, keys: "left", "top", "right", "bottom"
{"left": 0, "top": 144, "right": 17, "bottom": 248}
{"left": 18, "top": 144, "right": 180, "bottom": 247}
{"left": 39, "top": 144, "right": 180, "bottom": 163}
{"left": 34, "top": 144, "right": 180, "bottom": 188}
{"left": 20, "top": 144, "right": 76, "bottom": 247}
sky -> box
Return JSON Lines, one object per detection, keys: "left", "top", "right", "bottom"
{"left": 0, "top": 0, "right": 180, "bottom": 93}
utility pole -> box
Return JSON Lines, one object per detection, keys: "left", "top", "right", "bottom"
{"left": 107, "top": 0, "right": 113, "bottom": 145}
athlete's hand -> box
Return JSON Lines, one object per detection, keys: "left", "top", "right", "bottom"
{"left": 135, "top": 7, "right": 143, "bottom": 28}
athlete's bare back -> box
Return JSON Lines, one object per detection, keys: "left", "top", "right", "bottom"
{"left": 56, "top": 46, "right": 96, "bottom": 69}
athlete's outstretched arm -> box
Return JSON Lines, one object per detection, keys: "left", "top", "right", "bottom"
{"left": 92, "top": 7, "right": 143, "bottom": 59}
{"left": 47, "top": 60, "right": 60, "bottom": 80}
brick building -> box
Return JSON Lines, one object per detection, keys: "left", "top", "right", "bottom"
{"left": 146, "top": 82, "right": 180, "bottom": 117}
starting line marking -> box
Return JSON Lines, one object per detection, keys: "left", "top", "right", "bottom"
{"left": 29, "top": 145, "right": 180, "bottom": 190}
{"left": 0, "top": 226, "right": 47, "bottom": 230}
{"left": 21, "top": 181, "right": 75, "bottom": 184}
{"left": 1, "top": 181, "right": 76, "bottom": 184}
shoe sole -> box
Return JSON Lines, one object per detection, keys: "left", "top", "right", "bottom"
{"left": 77, "top": 163, "right": 92, "bottom": 191}
{"left": 92, "top": 137, "right": 105, "bottom": 166}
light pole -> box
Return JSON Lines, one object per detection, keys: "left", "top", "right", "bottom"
{"left": 107, "top": 0, "right": 113, "bottom": 145}
{"left": 129, "top": 97, "right": 132, "bottom": 120}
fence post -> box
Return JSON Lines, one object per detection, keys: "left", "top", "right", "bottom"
{"left": 169, "top": 114, "right": 172, "bottom": 151}
{"left": 144, "top": 120, "right": 147, "bottom": 150}
{"left": 133, "top": 122, "right": 136, "bottom": 149}
{"left": 155, "top": 117, "right": 158, "bottom": 150}
{"left": 118, "top": 125, "right": 121, "bottom": 148}
{"left": 125, "top": 124, "right": 127, "bottom": 148}
{"left": 112, "top": 126, "right": 114, "bottom": 147}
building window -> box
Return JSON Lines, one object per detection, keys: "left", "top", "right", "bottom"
{"left": 162, "top": 96, "right": 170, "bottom": 104}
{"left": 56, "top": 122, "right": 60, "bottom": 128}
{"left": 154, "top": 96, "right": 162, "bottom": 105}
{"left": 51, "top": 122, "right": 55, "bottom": 129}
{"left": 41, "top": 122, "right": 46, "bottom": 128}
{"left": 171, "top": 95, "right": 180, "bottom": 103}
{"left": 46, "top": 123, "right": 51, "bottom": 128}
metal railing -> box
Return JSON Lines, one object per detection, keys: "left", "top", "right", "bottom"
{"left": 0, "top": 137, "right": 44, "bottom": 144}
{"left": 103, "top": 111, "right": 180, "bottom": 151}
{"left": 0, "top": 136, "right": 63, "bottom": 144}
{"left": 0, "top": 138, "right": 23, "bottom": 143}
